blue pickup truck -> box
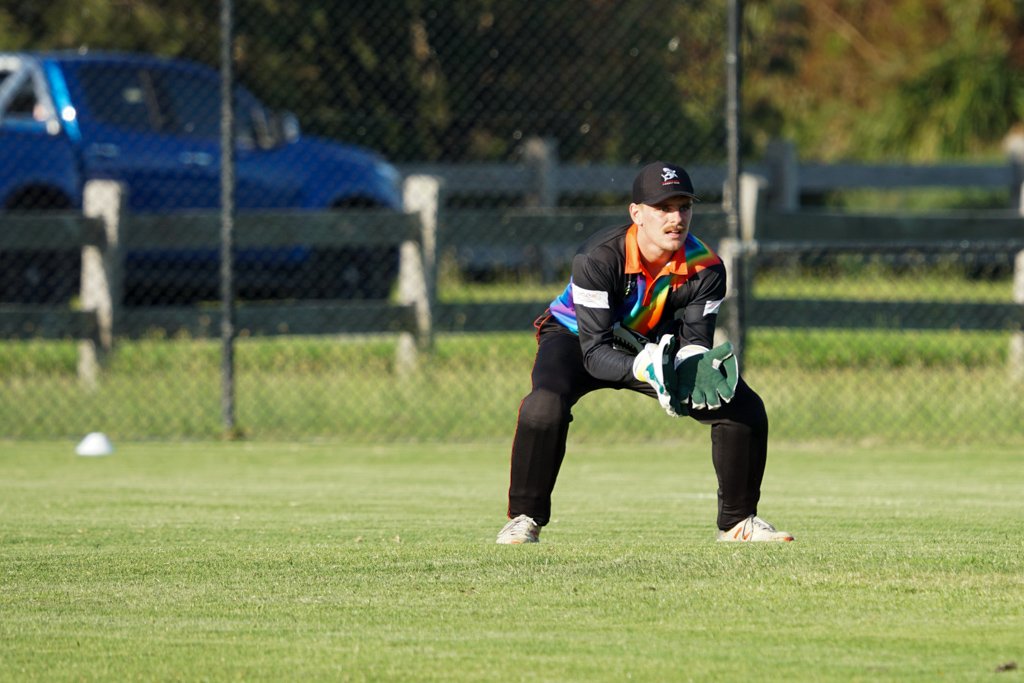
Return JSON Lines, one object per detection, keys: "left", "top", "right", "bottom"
{"left": 0, "top": 50, "right": 403, "bottom": 303}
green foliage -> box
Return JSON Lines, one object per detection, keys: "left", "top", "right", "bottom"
{"left": 6, "top": 0, "right": 1024, "bottom": 162}
{"left": 2, "top": 441, "right": 1022, "bottom": 681}
{"left": 5, "top": 0, "right": 219, "bottom": 61}
{"left": 871, "top": 3, "right": 1022, "bottom": 159}
{"left": 0, "top": 0, "right": 728, "bottom": 163}
{"left": 745, "top": 0, "right": 1024, "bottom": 161}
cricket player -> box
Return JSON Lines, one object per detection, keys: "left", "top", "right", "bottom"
{"left": 496, "top": 161, "right": 793, "bottom": 544}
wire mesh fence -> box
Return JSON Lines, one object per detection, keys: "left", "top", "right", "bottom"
{"left": 1, "top": 1, "right": 1023, "bottom": 445}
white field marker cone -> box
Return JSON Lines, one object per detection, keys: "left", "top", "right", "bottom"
{"left": 75, "top": 432, "right": 114, "bottom": 457}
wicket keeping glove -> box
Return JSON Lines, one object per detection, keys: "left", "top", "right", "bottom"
{"left": 612, "top": 323, "right": 649, "bottom": 354}
{"left": 674, "top": 342, "right": 739, "bottom": 410}
{"left": 632, "top": 334, "right": 680, "bottom": 417}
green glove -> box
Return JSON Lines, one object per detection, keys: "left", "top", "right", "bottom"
{"left": 673, "top": 342, "right": 739, "bottom": 411}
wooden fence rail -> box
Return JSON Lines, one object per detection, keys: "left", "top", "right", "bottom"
{"left": 0, "top": 179, "right": 434, "bottom": 385}
{"left": 397, "top": 137, "right": 1024, "bottom": 211}
{"left": 2, "top": 176, "right": 1024, "bottom": 383}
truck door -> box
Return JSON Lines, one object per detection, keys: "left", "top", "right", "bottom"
{"left": 148, "top": 66, "right": 303, "bottom": 209}
{"left": 69, "top": 62, "right": 219, "bottom": 210}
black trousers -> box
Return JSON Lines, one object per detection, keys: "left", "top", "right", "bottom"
{"left": 507, "top": 322, "right": 769, "bottom": 531}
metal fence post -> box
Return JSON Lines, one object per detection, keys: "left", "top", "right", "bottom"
{"left": 219, "top": 0, "right": 238, "bottom": 437}
{"left": 78, "top": 180, "right": 125, "bottom": 389}
{"left": 723, "top": 0, "right": 746, "bottom": 360}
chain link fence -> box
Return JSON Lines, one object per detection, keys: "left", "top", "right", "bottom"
{"left": 1, "top": 1, "right": 1023, "bottom": 445}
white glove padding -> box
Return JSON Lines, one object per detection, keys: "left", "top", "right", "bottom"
{"left": 671, "top": 344, "right": 708, "bottom": 413}
{"left": 632, "top": 334, "right": 680, "bottom": 417}
{"left": 674, "top": 344, "right": 710, "bottom": 366}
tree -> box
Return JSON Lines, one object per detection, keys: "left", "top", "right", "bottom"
{"left": 743, "top": 0, "right": 1024, "bottom": 161}
{"left": 5, "top": 0, "right": 1024, "bottom": 164}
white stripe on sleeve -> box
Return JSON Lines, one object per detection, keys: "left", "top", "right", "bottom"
{"left": 572, "top": 283, "right": 610, "bottom": 309}
{"left": 703, "top": 298, "right": 724, "bottom": 316}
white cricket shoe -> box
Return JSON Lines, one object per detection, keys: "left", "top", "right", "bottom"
{"left": 717, "top": 515, "right": 794, "bottom": 542}
{"left": 496, "top": 514, "right": 540, "bottom": 544}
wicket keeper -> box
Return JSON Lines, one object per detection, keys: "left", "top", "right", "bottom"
{"left": 496, "top": 161, "right": 793, "bottom": 544}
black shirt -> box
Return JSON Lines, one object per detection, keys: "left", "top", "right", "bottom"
{"left": 546, "top": 222, "right": 727, "bottom": 382}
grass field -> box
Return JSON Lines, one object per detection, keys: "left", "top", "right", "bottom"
{"left": 3, "top": 329, "right": 1023, "bottom": 444}
{"left": 2, "top": 439, "right": 1021, "bottom": 681}
{"left": 3, "top": 266, "right": 1022, "bottom": 442}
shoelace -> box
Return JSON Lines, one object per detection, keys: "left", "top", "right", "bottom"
{"left": 750, "top": 516, "right": 777, "bottom": 532}
{"left": 502, "top": 516, "right": 537, "bottom": 537}
{"left": 508, "top": 517, "right": 534, "bottom": 533}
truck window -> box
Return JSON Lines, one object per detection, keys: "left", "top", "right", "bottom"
{"left": 232, "top": 90, "right": 265, "bottom": 149}
{"left": 151, "top": 68, "right": 221, "bottom": 140}
{"left": 7, "top": 78, "right": 39, "bottom": 117}
{"left": 0, "top": 68, "right": 43, "bottom": 121}
{"left": 151, "top": 68, "right": 267, "bottom": 147}
{"left": 77, "top": 64, "right": 161, "bottom": 132}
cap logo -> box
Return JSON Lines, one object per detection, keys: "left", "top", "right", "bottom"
{"left": 661, "top": 167, "right": 679, "bottom": 185}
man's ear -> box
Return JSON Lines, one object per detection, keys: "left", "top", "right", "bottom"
{"left": 628, "top": 202, "right": 643, "bottom": 224}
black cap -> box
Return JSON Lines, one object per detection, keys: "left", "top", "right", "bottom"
{"left": 631, "top": 161, "right": 699, "bottom": 205}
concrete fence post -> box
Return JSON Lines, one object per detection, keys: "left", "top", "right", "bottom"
{"left": 739, "top": 172, "right": 766, "bottom": 242}
{"left": 714, "top": 175, "right": 764, "bottom": 358}
{"left": 1002, "top": 125, "right": 1024, "bottom": 214}
{"left": 523, "top": 136, "right": 559, "bottom": 208}
{"left": 1010, "top": 250, "right": 1024, "bottom": 381}
{"left": 715, "top": 236, "right": 742, "bottom": 349}
{"left": 764, "top": 139, "right": 799, "bottom": 210}
{"left": 78, "top": 180, "right": 125, "bottom": 389}
{"left": 396, "top": 174, "right": 441, "bottom": 375}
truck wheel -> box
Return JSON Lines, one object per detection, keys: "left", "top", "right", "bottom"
{"left": 302, "top": 200, "right": 401, "bottom": 300}
{"left": 305, "top": 246, "right": 399, "bottom": 300}
{"left": 0, "top": 249, "right": 80, "bottom": 304}
{"left": 1, "top": 193, "right": 78, "bottom": 304}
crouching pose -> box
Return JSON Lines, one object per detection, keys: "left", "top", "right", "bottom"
{"left": 496, "top": 161, "right": 793, "bottom": 545}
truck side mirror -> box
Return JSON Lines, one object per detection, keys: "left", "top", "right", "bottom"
{"left": 278, "top": 111, "right": 300, "bottom": 144}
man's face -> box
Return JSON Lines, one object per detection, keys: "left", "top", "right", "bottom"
{"left": 630, "top": 196, "right": 694, "bottom": 257}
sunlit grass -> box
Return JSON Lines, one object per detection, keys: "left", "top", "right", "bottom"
{"left": 2, "top": 268, "right": 1021, "bottom": 442}
{"left": 1, "top": 441, "right": 1021, "bottom": 682}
